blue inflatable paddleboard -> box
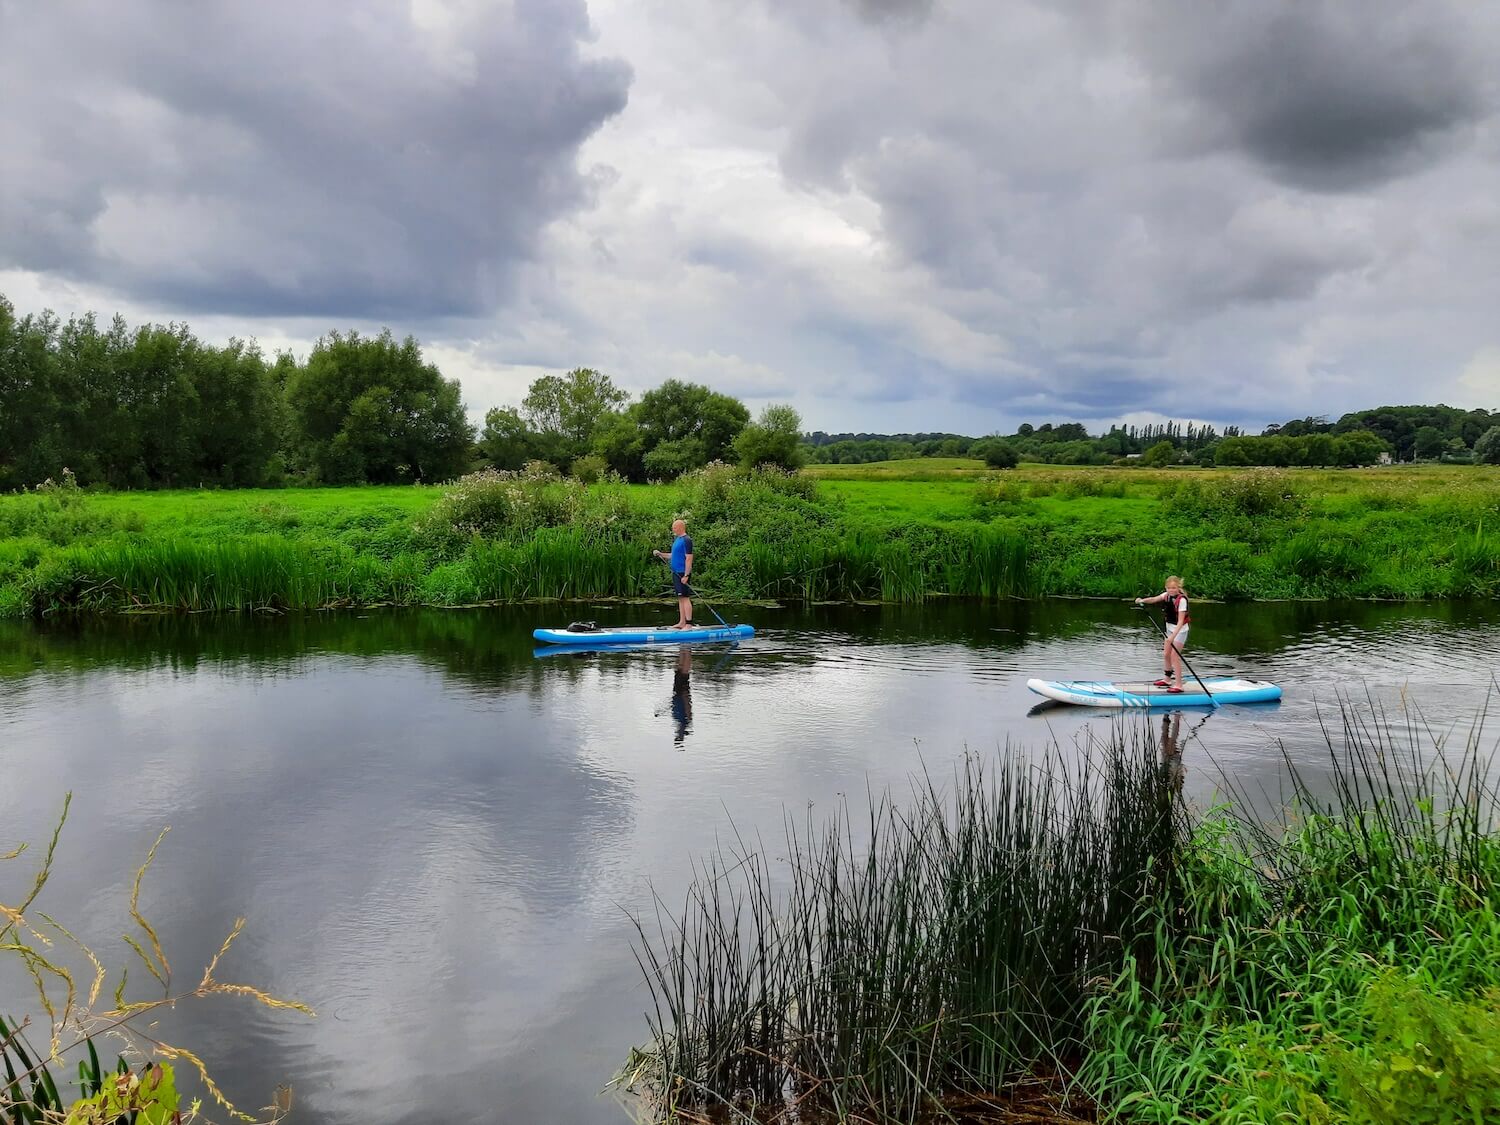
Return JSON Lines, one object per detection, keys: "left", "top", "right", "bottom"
{"left": 534, "top": 623, "right": 754, "bottom": 646}
{"left": 1026, "top": 677, "right": 1281, "bottom": 708}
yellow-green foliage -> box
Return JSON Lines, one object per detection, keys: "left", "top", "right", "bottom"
{"left": 2, "top": 796, "right": 311, "bottom": 1123}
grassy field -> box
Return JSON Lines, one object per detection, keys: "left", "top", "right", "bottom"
{"left": 804, "top": 456, "right": 994, "bottom": 479}
{"left": 2, "top": 463, "right": 1498, "bottom": 614}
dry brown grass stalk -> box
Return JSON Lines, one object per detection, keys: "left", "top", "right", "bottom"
{"left": 2, "top": 793, "right": 314, "bottom": 1123}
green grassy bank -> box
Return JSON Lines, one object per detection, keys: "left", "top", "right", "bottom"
{"left": 2, "top": 463, "right": 1499, "bottom": 615}
{"left": 623, "top": 710, "right": 1500, "bottom": 1124}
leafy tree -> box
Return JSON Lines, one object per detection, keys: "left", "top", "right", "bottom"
{"left": 190, "top": 337, "right": 284, "bottom": 486}
{"left": 1413, "top": 426, "right": 1446, "bottom": 460}
{"left": 520, "top": 368, "right": 628, "bottom": 463}
{"left": 286, "top": 330, "right": 473, "bottom": 484}
{"left": 1264, "top": 415, "right": 1332, "bottom": 437}
{"left": 1303, "top": 433, "right": 1336, "bottom": 467}
{"left": 594, "top": 409, "right": 649, "bottom": 480}
{"left": 975, "top": 439, "right": 1019, "bottom": 469}
{"left": 734, "top": 404, "right": 805, "bottom": 470}
{"left": 598, "top": 379, "right": 749, "bottom": 479}
{"left": 1475, "top": 426, "right": 1500, "bottom": 465}
{"left": 642, "top": 437, "right": 707, "bottom": 480}
{"left": 634, "top": 379, "right": 749, "bottom": 463}
{"left": 1214, "top": 437, "right": 1253, "bottom": 466}
{"left": 0, "top": 300, "right": 65, "bottom": 489}
{"left": 479, "top": 407, "right": 537, "bottom": 470}
{"left": 1142, "top": 440, "right": 1176, "bottom": 467}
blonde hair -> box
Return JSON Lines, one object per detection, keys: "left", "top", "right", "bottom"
{"left": 1164, "top": 575, "right": 1185, "bottom": 591}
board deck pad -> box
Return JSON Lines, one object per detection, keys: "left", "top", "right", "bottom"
{"left": 1026, "top": 677, "right": 1281, "bottom": 708}
{"left": 533, "top": 623, "right": 754, "bottom": 646}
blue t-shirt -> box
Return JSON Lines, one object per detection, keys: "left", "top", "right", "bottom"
{"left": 670, "top": 534, "right": 693, "bottom": 573}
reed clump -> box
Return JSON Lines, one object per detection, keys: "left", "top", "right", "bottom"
{"left": 624, "top": 700, "right": 1500, "bottom": 1124}
{"left": 623, "top": 733, "right": 1180, "bottom": 1122}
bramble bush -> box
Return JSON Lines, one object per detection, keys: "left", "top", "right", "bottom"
{"left": 1168, "top": 467, "right": 1305, "bottom": 519}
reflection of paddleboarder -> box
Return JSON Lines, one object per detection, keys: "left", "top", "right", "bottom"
{"left": 670, "top": 646, "right": 693, "bottom": 746}
{"left": 1159, "top": 711, "right": 1185, "bottom": 793}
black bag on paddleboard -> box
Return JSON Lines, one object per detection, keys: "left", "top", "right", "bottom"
{"left": 565, "top": 621, "right": 601, "bottom": 633}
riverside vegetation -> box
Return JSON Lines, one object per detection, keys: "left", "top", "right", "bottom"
{"left": 3, "top": 462, "right": 1500, "bottom": 617}
{"left": 1, "top": 797, "right": 311, "bottom": 1123}
{"left": 620, "top": 703, "right": 1500, "bottom": 1124}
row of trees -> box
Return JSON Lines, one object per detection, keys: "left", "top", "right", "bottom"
{"left": 0, "top": 297, "right": 473, "bottom": 489}
{"left": 0, "top": 296, "right": 803, "bottom": 490}
{"left": 804, "top": 421, "right": 1247, "bottom": 467}
{"left": 1212, "top": 431, "right": 1393, "bottom": 467}
{"left": 5, "top": 293, "right": 1497, "bottom": 489}
{"left": 1265, "top": 406, "right": 1500, "bottom": 462}
{"left": 479, "top": 369, "right": 803, "bottom": 480}
{"left": 801, "top": 407, "right": 1500, "bottom": 470}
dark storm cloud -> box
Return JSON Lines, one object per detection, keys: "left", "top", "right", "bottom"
{"left": 0, "top": 0, "right": 630, "bottom": 317}
{"left": 707, "top": 0, "right": 1499, "bottom": 425}
{"left": 1125, "top": 1, "right": 1489, "bottom": 191}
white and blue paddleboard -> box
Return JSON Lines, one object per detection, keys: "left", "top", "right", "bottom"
{"left": 1026, "top": 677, "right": 1281, "bottom": 708}
{"left": 533, "top": 623, "right": 754, "bottom": 646}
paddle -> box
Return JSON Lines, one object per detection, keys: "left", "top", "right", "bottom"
{"left": 653, "top": 555, "right": 731, "bottom": 628}
{"left": 1134, "top": 604, "right": 1219, "bottom": 708}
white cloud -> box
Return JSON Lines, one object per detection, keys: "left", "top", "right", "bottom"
{"left": 4, "top": 0, "right": 1500, "bottom": 434}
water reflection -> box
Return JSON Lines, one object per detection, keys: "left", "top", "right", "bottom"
{"left": 671, "top": 647, "right": 693, "bottom": 747}
{"left": 3, "top": 601, "right": 1500, "bottom": 1123}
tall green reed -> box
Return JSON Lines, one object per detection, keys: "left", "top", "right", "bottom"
{"left": 626, "top": 731, "right": 1181, "bottom": 1122}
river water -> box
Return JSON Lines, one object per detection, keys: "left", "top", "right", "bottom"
{"left": 3, "top": 600, "right": 1499, "bottom": 1122}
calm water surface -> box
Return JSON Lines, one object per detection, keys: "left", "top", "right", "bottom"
{"left": 3, "top": 600, "right": 1499, "bottom": 1123}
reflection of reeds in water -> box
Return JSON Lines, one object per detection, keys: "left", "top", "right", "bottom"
{"left": 625, "top": 701, "right": 1500, "bottom": 1123}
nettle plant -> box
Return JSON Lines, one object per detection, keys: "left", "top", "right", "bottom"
{"left": 2, "top": 795, "right": 311, "bottom": 1124}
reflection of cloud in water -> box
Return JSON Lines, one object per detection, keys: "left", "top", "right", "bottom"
{"left": 1, "top": 657, "right": 636, "bottom": 1122}
{"left": 5, "top": 600, "right": 1500, "bottom": 1121}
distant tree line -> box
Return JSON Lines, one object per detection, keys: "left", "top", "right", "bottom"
{"left": 6, "top": 292, "right": 1496, "bottom": 489}
{"left": 803, "top": 421, "right": 1249, "bottom": 468}
{"left": 0, "top": 294, "right": 804, "bottom": 490}
{"left": 800, "top": 408, "right": 1500, "bottom": 469}
{"left": 1264, "top": 406, "right": 1500, "bottom": 463}
{"left": 0, "top": 295, "right": 472, "bottom": 489}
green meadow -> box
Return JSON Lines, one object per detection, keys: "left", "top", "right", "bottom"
{"left": 3, "top": 462, "right": 1498, "bottom": 615}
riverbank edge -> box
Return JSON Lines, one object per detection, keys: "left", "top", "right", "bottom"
{"left": 5, "top": 464, "right": 1499, "bottom": 615}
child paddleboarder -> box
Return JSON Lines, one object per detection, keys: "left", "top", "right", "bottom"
{"left": 1135, "top": 576, "right": 1190, "bottom": 693}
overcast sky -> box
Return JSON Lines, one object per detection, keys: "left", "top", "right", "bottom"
{"left": 3, "top": 0, "right": 1498, "bottom": 434}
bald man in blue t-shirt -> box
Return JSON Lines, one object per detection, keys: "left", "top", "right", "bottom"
{"left": 652, "top": 518, "right": 695, "bottom": 629}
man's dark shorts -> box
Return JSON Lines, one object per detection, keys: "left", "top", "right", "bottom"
{"left": 672, "top": 573, "right": 693, "bottom": 596}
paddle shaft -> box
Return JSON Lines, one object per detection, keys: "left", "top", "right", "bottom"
{"left": 654, "top": 555, "right": 729, "bottom": 628}
{"left": 1136, "top": 605, "right": 1219, "bottom": 707}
